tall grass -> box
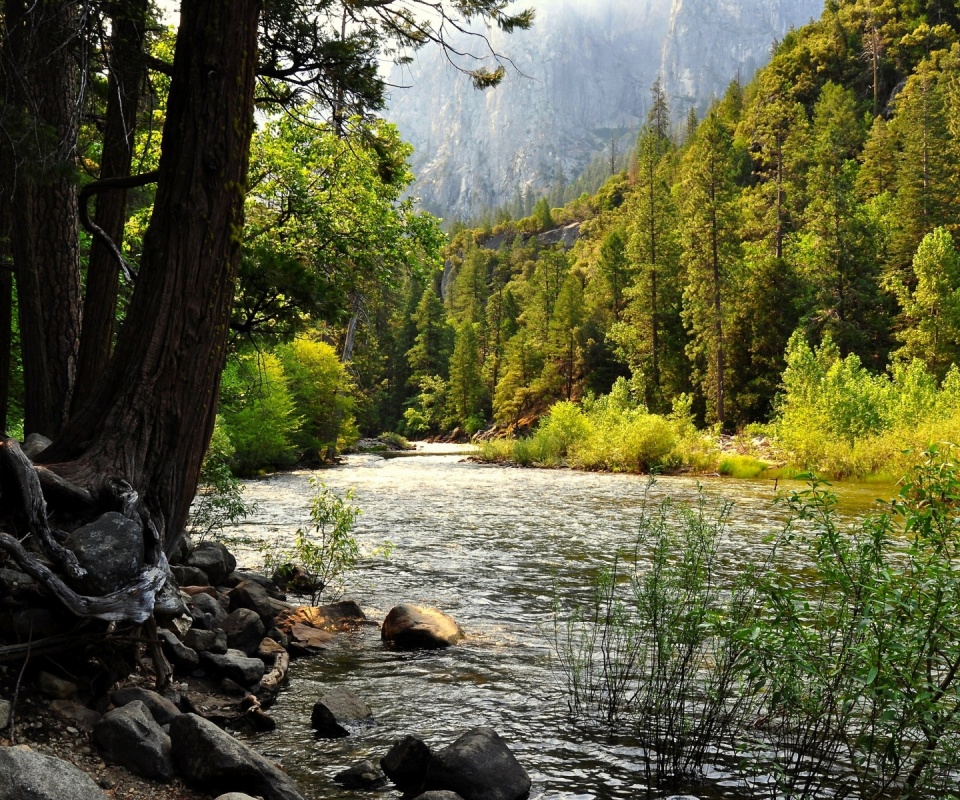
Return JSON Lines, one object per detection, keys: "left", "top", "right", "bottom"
{"left": 551, "top": 447, "right": 960, "bottom": 799}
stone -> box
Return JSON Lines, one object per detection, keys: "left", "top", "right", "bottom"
{"left": 222, "top": 608, "right": 266, "bottom": 656}
{"left": 228, "top": 580, "right": 276, "bottom": 622}
{"left": 287, "top": 623, "right": 334, "bottom": 656}
{"left": 226, "top": 571, "right": 286, "bottom": 600}
{"left": 0, "top": 700, "right": 9, "bottom": 730}
{"left": 425, "top": 728, "right": 530, "bottom": 800}
{"left": 271, "top": 564, "right": 315, "bottom": 595}
{"left": 310, "top": 686, "right": 374, "bottom": 737}
{"left": 200, "top": 649, "right": 266, "bottom": 687}
{"left": 170, "top": 713, "right": 305, "bottom": 800}
{"left": 381, "top": 604, "right": 464, "bottom": 649}
{"left": 157, "top": 628, "right": 200, "bottom": 672}
{"left": 188, "top": 591, "right": 228, "bottom": 630}
{"left": 413, "top": 793, "right": 467, "bottom": 800}
{"left": 184, "top": 541, "right": 236, "bottom": 586}
{"left": 9, "top": 607, "right": 65, "bottom": 638}
{"left": 0, "top": 747, "right": 109, "bottom": 799}
{"left": 93, "top": 700, "right": 175, "bottom": 782}
{"left": 184, "top": 627, "right": 228, "bottom": 654}
{"left": 381, "top": 734, "right": 433, "bottom": 792}
{"left": 171, "top": 565, "right": 210, "bottom": 587}
{"left": 333, "top": 759, "right": 387, "bottom": 789}
{"left": 215, "top": 795, "right": 261, "bottom": 800}
{"left": 65, "top": 512, "right": 144, "bottom": 595}
{"left": 109, "top": 687, "right": 182, "bottom": 726}
{"left": 50, "top": 700, "right": 102, "bottom": 733}
{"left": 0, "top": 567, "right": 34, "bottom": 595}
{"left": 38, "top": 671, "right": 78, "bottom": 700}
{"left": 276, "top": 601, "right": 367, "bottom": 633}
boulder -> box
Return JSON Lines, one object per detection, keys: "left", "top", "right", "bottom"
{"left": 226, "top": 571, "right": 286, "bottom": 600}
{"left": 426, "top": 728, "right": 530, "bottom": 800}
{"left": 271, "top": 564, "right": 315, "bottom": 595}
{"left": 0, "top": 700, "right": 9, "bottom": 730}
{"left": 0, "top": 747, "right": 109, "bottom": 800}
{"left": 170, "top": 713, "right": 305, "bottom": 800}
{"left": 171, "top": 565, "right": 210, "bottom": 587}
{"left": 93, "top": 700, "right": 174, "bottom": 782}
{"left": 184, "top": 541, "right": 236, "bottom": 586}
{"left": 109, "top": 687, "right": 182, "bottom": 726}
{"left": 222, "top": 608, "right": 266, "bottom": 656}
{"left": 276, "top": 601, "right": 366, "bottom": 633}
{"left": 200, "top": 649, "right": 266, "bottom": 687}
{"left": 333, "top": 759, "right": 387, "bottom": 789}
{"left": 381, "top": 604, "right": 464, "bottom": 649}
{"left": 184, "top": 627, "right": 228, "bottom": 654}
{"left": 228, "top": 580, "right": 276, "bottom": 623}
{"left": 215, "top": 795, "right": 261, "bottom": 800}
{"left": 188, "top": 591, "right": 228, "bottom": 630}
{"left": 310, "top": 687, "right": 374, "bottom": 737}
{"left": 65, "top": 512, "right": 144, "bottom": 595}
{"left": 381, "top": 734, "right": 433, "bottom": 792}
{"left": 157, "top": 628, "right": 200, "bottom": 672}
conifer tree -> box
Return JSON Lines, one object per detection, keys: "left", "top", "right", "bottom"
{"left": 677, "top": 110, "right": 741, "bottom": 426}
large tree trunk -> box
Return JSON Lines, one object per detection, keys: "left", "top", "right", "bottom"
{"left": 2, "top": 0, "right": 83, "bottom": 438}
{"left": 72, "top": 0, "right": 149, "bottom": 413}
{"left": 40, "top": 0, "right": 261, "bottom": 553}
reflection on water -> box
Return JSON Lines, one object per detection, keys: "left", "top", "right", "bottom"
{"left": 223, "top": 446, "right": 896, "bottom": 800}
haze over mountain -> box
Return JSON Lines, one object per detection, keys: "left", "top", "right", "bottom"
{"left": 386, "top": 0, "right": 823, "bottom": 220}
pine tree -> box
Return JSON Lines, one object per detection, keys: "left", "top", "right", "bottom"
{"left": 677, "top": 110, "right": 742, "bottom": 426}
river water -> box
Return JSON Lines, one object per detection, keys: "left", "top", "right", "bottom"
{"left": 222, "top": 445, "right": 894, "bottom": 800}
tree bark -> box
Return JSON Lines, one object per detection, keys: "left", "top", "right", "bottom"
{"left": 72, "top": 0, "right": 149, "bottom": 413}
{"left": 40, "top": 0, "right": 261, "bottom": 553}
{"left": 2, "top": 0, "right": 83, "bottom": 437}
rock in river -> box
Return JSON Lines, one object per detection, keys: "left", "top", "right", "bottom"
{"left": 311, "top": 686, "right": 374, "bottom": 737}
{"left": 425, "top": 727, "right": 530, "bottom": 800}
{"left": 381, "top": 604, "right": 464, "bottom": 649}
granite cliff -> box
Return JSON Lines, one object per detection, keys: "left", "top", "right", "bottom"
{"left": 386, "top": 0, "right": 823, "bottom": 220}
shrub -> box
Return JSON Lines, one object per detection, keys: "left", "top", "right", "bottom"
{"left": 276, "top": 335, "right": 359, "bottom": 459}
{"left": 219, "top": 352, "right": 298, "bottom": 475}
{"left": 261, "top": 478, "right": 372, "bottom": 604}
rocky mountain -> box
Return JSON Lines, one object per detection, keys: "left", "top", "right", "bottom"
{"left": 386, "top": 0, "right": 823, "bottom": 221}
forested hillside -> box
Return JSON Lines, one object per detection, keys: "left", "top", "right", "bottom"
{"left": 326, "top": 0, "right": 960, "bottom": 478}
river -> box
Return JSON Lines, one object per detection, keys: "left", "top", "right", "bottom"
{"left": 221, "top": 444, "right": 895, "bottom": 800}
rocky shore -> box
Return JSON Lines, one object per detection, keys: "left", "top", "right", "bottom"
{"left": 0, "top": 536, "right": 530, "bottom": 800}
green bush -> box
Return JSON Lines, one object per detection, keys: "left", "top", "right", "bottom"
{"left": 219, "top": 352, "right": 298, "bottom": 475}
{"left": 276, "top": 335, "right": 359, "bottom": 458}
{"left": 775, "top": 331, "right": 960, "bottom": 478}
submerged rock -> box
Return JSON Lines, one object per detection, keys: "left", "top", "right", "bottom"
{"left": 310, "top": 687, "right": 374, "bottom": 737}
{"left": 333, "top": 759, "right": 387, "bottom": 789}
{"left": 381, "top": 604, "right": 464, "bottom": 649}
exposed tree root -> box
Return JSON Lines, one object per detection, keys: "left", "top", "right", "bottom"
{"left": 0, "top": 437, "right": 170, "bottom": 624}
